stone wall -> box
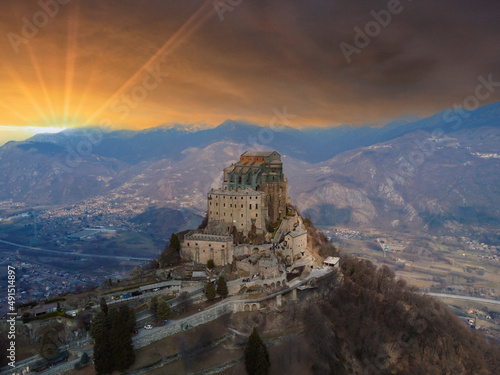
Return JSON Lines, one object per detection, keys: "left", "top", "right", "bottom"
{"left": 207, "top": 188, "right": 267, "bottom": 235}
{"left": 133, "top": 289, "right": 291, "bottom": 349}
{"left": 284, "top": 229, "right": 307, "bottom": 257}
{"left": 134, "top": 302, "right": 234, "bottom": 349}
{"left": 181, "top": 233, "right": 234, "bottom": 266}
{"left": 261, "top": 179, "right": 287, "bottom": 223}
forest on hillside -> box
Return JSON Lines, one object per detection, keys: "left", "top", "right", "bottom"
{"left": 302, "top": 226, "right": 500, "bottom": 374}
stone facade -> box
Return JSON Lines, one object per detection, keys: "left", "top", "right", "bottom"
{"left": 285, "top": 228, "right": 308, "bottom": 255}
{"left": 223, "top": 151, "right": 287, "bottom": 222}
{"left": 207, "top": 188, "right": 266, "bottom": 235}
{"left": 180, "top": 150, "right": 293, "bottom": 266}
{"left": 181, "top": 232, "right": 234, "bottom": 266}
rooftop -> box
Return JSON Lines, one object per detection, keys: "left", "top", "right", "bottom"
{"left": 33, "top": 302, "right": 58, "bottom": 315}
{"left": 185, "top": 232, "right": 233, "bottom": 242}
{"left": 209, "top": 188, "right": 265, "bottom": 197}
{"left": 324, "top": 256, "right": 340, "bottom": 266}
{"left": 287, "top": 229, "right": 307, "bottom": 238}
{"left": 241, "top": 151, "right": 279, "bottom": 157}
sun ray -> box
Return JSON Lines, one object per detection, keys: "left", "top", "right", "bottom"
{"left": 0, "top": 99, "right": 35, "bottom": 125}
{"left": 1, "top": 64, "right": 52, "bottom": 126}
{"left": 84, "top": 0, "right": 216, "bottom": 126}
{"left": 63, "top": 3, "right": 80, "bottom": 127}
{"left": 24, "top": 46, "right": 58, "bottom": 125}
{"left": 67, "top": 65, "right": 102, "bottom": 128}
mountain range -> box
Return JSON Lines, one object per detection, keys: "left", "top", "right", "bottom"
{"left": 0, "top": 102, "right": 499, "bottom": 241}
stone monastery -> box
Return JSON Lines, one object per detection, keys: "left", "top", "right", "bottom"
{"left": 180, "top": 151, "right": 308, "bottom": 273}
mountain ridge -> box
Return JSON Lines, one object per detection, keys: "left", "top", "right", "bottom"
{"left": 0, "top": 102, "right": 499, "bottom": 238}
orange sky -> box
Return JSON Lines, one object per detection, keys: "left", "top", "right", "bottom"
{"left": 0, "top": 0, "right": 499, "bottom": 145}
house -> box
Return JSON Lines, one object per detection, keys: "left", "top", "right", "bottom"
{"left": 323, "top": 256, "right": 340, "bottom": 268}
{"left": 34, "top": 302, "right": 58, "bottom": 316}
{"left": 192, "top": 271, "right": 207, "bottom": 279}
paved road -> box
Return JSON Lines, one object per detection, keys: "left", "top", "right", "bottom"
{"left": 0, "top": 239, "right": 152, "bottom": 261}
{"left": 5, "top": 267, "right": 331, "bottom": 374}
{"left": 426, "top": 292, "right": 500, "bottom": 305}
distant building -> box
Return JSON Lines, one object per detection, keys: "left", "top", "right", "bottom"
{"left": 192, "top": 271, "right": 207, "bottom": 279}
{"left": 67, "top": 227, "right": 116, "bottom": 240}
{"left": 34, "top": 302, "right": 58, "bottom": 316}
{"left": 323, "top": 256, "right": 340, "bottom": 268}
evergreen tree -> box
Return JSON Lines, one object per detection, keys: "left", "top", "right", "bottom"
{"left": 157, "top": 299, "right": 171, "bottom": 320}
{"left": 80, "top": 352, "right": 90, "bottom": 365}
{"left": 207, "top": 259, "right": 215, "bottom": 269}
{"left": 90, "top": 306, "right": 136, "bottom": 374}
{"left": 254, "top": 344, "right": 271, "bottom": 375}
{"left": 119, "top": 304, "right": 136, "bottom": 332}
{"left": 216, "top": 276, "right": 228, "bottom": 298}
{"left": 100, "top": 297, "right": 108, "bottom": 315}
{"left": 245, "top": 328, "right": 270, "bottom": 375}
{"left": 149, "top": 296, "right": 159, "bottom": 318}
{"left": 109, "top": 307, "right": 135, "bottom": 371}
{"left": 205, "top": 281, "right": 216, "bottom": 300}
{"left": 169, "top": 232, "right": 180, "bottom": 251}
{"left": 90, "top": 311, "right": 113, "bottom": 374}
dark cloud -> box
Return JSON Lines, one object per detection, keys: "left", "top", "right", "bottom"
{"left": 0, "top": 0, "right": 498, "bottom": 134}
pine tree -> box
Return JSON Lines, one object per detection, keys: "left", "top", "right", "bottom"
{"left": 169, "top": 232, "right": 180, "bottom": 251}
{"left": 100, "top": 297, "right": 108, "bottom": 315}
{"left": 157, "top": 299, "right": 171, "bottom": 320}
{"left": 90, "top": 311, "right": 113, "bottom": 374}
{"left": 80, "top": 352, "right": 90, "bottom": 365}
{"left": 149, "top": 296, "right": 159, "bottom": 318}
{"left": 245, "top": 328, "right": 270, "bottom": 375}
{"left": 205, "top": 281, "right": 216, "bottom": 300}
{"left": 90, "top": 306, "right": 136, "bottom": 374}
{"left": 109, "top": 307, "right": 135, "bottom": 371}
{"left": 216, "top": 276, "right": 228, "bottom": 298}
{"left": 207, "top": 259, "right": 215, "bottom": 269}
{"left": 120, "top": 304, "right": 136, "bottom": 332}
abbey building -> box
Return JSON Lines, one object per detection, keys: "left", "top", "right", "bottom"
{"left": 206, "top": 151, "right": 287, "bottom": 236}
{"left": 181, "top": 151, "right": 306, "bottom": 268}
